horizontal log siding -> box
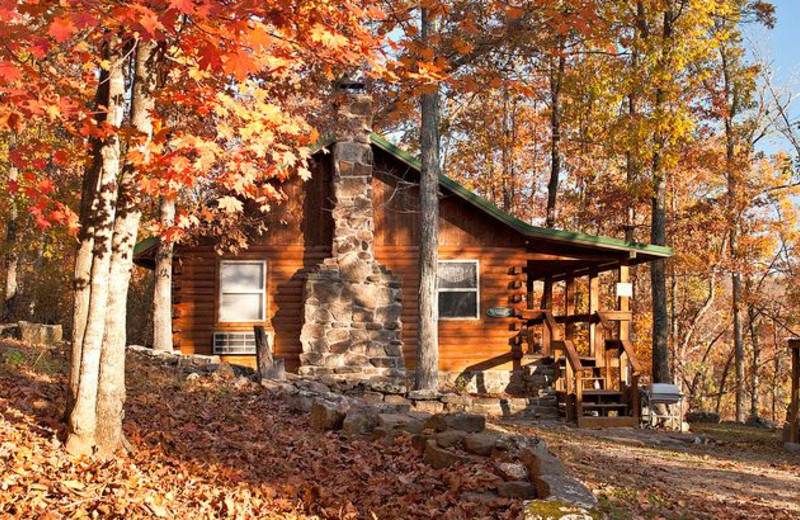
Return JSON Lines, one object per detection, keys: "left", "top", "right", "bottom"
{"left": 170, "top": 146, "right": 562, "bottom": 373}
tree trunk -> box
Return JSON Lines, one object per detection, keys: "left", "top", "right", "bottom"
{"left": 716, "top": 346, "right": 736, "bottom": 416}
{"left": 153, "top": 196, "right": 175, "bottom": 351}
{"left": 748, "top": 303, "right": 760, "bottom": 419}
{"left": 3, "top": 134, "right": 18, "bottom": 320}
{"left": 68, "top": 66, "right": 113, "bottom": 415}
{"left": 66, "top": 44, "right": 126, "bottom": 456}
{"left": 650, "top": 8, "right": 673, "bottom": 384}
{"left": 95, "top": 40, "right": 156, "bottom": 458}
{"left": 415, "top": 5, "right": 440, "bottom": 392}
{"left": 545, "top": 38, "right": 566, "bottom": 229}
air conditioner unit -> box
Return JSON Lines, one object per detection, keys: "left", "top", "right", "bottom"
{"left": 213, "top": 331, "right": 267, "bottom": 355}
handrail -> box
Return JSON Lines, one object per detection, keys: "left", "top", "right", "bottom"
{"left": 618, "top": 339, "right": 642, "bottom": 375}
{"left": 552, "top": 340, "right": 583, "bottom": 373}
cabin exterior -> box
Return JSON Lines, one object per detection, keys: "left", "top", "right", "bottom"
{"left": 134, "top": 92, "right": 672, "bottom": 426}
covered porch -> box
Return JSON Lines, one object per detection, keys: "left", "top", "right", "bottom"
{"left": 506, "top": 237, "right": 670, "bottom": 428}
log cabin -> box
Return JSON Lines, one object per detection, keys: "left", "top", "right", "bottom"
{"left": 134, "top": 91, "right": 672, "bottom": 426}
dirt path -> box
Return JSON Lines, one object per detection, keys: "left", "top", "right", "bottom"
{"left": 499, "top": 419, "right": 800, "bottom": 519}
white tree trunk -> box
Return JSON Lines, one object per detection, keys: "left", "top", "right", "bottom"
{"left": 96, "top": 40, "right": 156, "bottom": 457}
{"left": 153, "top": 196, "right": 175, "bottom": 351}
{"left": 66, "top": 46, "right": 126, "bottom": 456}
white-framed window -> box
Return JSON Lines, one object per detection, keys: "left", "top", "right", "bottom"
{"left": 437, "top": 260, "right": 480, "bottom": 320}
{"left": 218, "top": 260, "right": 267, "bottom": 323}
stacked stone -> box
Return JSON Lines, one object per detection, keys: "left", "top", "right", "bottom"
{"left": 299, "top": 93, "right": 405, "bottom": 380}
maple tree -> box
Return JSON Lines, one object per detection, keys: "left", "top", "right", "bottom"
{"left": 0, "top": 0, "right": 387, "bottom": 456}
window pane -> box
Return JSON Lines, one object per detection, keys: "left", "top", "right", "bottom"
{"left": 221, "top": 262, "right": 264, "bottom": 292}
{"left": 438, "top": 262, "right": 477, "bottom": 289}
{"left": 220, "top": 293, "right": 263, "bottom": 322}
{"left": 438, "top": 291, "right": 478, "bottom": 318}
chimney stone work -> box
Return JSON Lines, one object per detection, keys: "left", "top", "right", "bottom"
{"left": 299, "top": 94, "right": 405, "bottom": 379}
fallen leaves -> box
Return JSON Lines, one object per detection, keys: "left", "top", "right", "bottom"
{"left": 0, "top": 341, "right": 519, "bottom": 519}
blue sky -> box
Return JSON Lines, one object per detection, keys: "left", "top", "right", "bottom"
{"left": 766, "top": 0, "right": 800, "bottom": 84}
{"left": 752, "top": 0, "right": 800, "bottom": 155}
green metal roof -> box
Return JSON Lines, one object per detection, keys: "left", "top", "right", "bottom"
{"left": 367, "top": 133, "right": 672, "bottom": 259}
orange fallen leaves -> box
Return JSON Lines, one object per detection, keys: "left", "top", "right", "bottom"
{"left": 0, "top": 342, "right": 520, "bottom": 519}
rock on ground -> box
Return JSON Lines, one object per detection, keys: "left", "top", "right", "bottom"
{"left": 309, "top": 399, "right": 346, "bottom": 432}
{"left": 424, "top": 413, "right": 485, "bottom": 433}
{"left": 497, "top": 480, "right": 536, "bottom": 499}
{"left": 423, "top": 440, "right": 470, "bottom": 469}
{"left": 463, "top": 432, "right": 498, "bottom": 456}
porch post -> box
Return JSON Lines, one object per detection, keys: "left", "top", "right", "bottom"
{"left": 588, "top": 269, "right": 600, "bottom": 364}
{"left": 565, "top": 276, "right": 575, "bottom": 344}
{"left": 541, "top": 276, "right": 553, "bottom": 357}
{"left": 617, "top": 263, "right": 630, "bottom": 387}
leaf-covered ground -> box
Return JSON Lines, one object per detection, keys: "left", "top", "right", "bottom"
{"left": 501, "top": 418, "right": 800, "bottom": 519}
{"left": 0, "top": 340, "right": 520, "bottom": 519}
{"left": 2, "top": 339, "right": 799, "bottom": 519}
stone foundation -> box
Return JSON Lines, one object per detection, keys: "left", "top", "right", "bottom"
{"left": 299, "top": 93, "right": 405, "bottom": 379}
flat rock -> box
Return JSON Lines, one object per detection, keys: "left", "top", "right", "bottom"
{"left": 435, "top": 430, "right": 466, "bottom": 448}
{"left": 494, "top": 434, "right": 541, "bottom": 457}
{"left": 520, "top": 500, "right": 596, "bottom": 520}
{"left": 498, "top": 480, "right": 536, "bottom": 499}
{"left": 463, "top": 432, "right": 498, "bottom": 456}
{"left": 309, "top": 399, "right": 345, "bottom": 432}
{"left": 378, "top": 413, "right": 425, "bottom": 434}
{"left": 522, "top": 446, "right": 564, "bottom": 477}
{"left": 342, "top": 407, "right": 380, "bottom": 436}
{"left": 17, "top": 321, "right": 62, "bottom": 346}
{"left": 287, "top": 393, "right": 314, "bottom": 413}
{"left": 424, "top": 413, "right": 485, "bottom": 433}
{"left": 533, "top": 475, "right": 598, "bottom": 510}
{"left": 494, "top": 461, "right": 529, "bottom": 481}
{"left": 412, "top": 400, "right": 444, "bottom": 414}
{"left": 423, "top": 440, "right": 469, "bottom": 469}
{"left": 294, "top": 379, "right": 331, "bottom": 395}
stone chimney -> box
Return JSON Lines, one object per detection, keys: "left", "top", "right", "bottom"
{"left": 298, "top": 89, "right": 405, "bottom": 380}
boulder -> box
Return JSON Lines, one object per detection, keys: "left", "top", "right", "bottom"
{"left": 342, "top": 407, "right": 380, "bottom": 436}
{"left": 424, "top": 413, "right": 486, "bottom": 433}
{"left": 532, "top": 475, "right": 598, "bottom": 510}
{"left": 463, "top": 432, "right": 498, "bottom": 456}
{"left": 745, "top": 416, "right": 775, "bottom": 429}
{"left": 362, "top": 391, "right": 385, "bottom": 404}
{"left": 17, "top": 321, "right": 62, "bottom": 346}
{"left": 294, "top": 379, "right": 331, "bottom": 395}
{"left": 423, "top": 440, "right": 469, "bottom": 469}
{"left": 493, "top": 461, "right": 528, "bottom": 481}
{"left": 287, "top": 392, "right": 314, "bottom": 413}
{"left": 493, "top": 434, "right": 541, "bottom": 458}
{"left": 519, "top": 500, "right": 596, "bottom": 520}
{"left": 521, "top": 445, "right": 564, "bottom": 478}
{"left": 685, "top": 410, "right": 721, "bottom": 424}
{"left": 377, "top": 413, "right": 426, "bottom": 434}
{"left": 435, "top": 430, "right": 466, "bottom": 448}
{"left": 412, "top": 400, "right": 444, "bottom": 414}
{"left": 368, "top": 379, "right": 407, "bottom": 394}
{"left": 497, "top": 480, "right": 536, "bottom": 499}
{"left": 210, "top": 363, "right": 235, "bottom": 380}
{"left": 309, "top": 399, "right": 345, "bottom": 432}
